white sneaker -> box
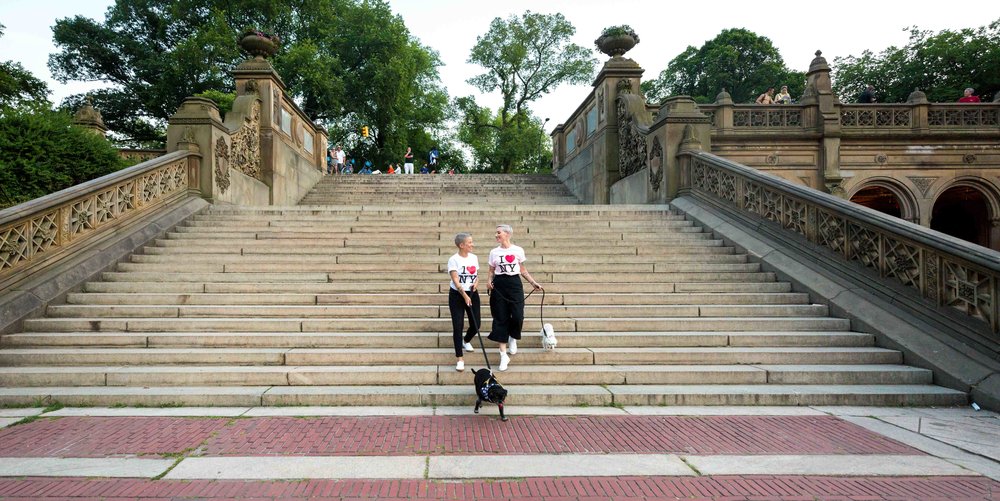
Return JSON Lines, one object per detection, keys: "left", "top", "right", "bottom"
{"left": 499, "top": 351, "right": 510, "bottom": 371}
{"left": 508, "top": 337, "right": 517, "bottom": 355}
{"left": 463, "top": 342, "right": 475, "bottom": 352}
{"left": 455, "top": 360, "right": 464, "bottom": 371}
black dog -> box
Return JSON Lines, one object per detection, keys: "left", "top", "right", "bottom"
{"left": 473, "top": 368, "right": 508, "bottom": 421}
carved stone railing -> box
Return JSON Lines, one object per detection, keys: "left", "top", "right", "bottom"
{"left": 681, "top": 150, "right": 1000, "bottom": 336}
{"left": 840, "top": 105, "right": 912, "bottom": 128}
{"left": 0, "top": 151, "right": 195, "bottom": 286}
{"left": 732, "top": 106, "right": 804, "bottom": 128}
{"left": 928, "top": 104, "right": 1000, "bottom": 128}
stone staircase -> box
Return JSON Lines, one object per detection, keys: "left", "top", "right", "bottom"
{"left": 0, "top": 174, "right": 966, "bottom": 407}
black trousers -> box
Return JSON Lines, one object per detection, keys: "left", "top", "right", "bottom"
{"left": 448, "top": 288, "right": 480, "bottom": 357}
{"left": 488, "top": 274, "right": 524, "bottom": 343}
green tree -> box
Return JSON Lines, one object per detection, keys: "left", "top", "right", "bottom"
{"left": 463, "top": 11, "right": 594, "bottom": 173}
{"left": 48, "top": 0, "right": 450, "bottom": 165}
{"left": 832, "top": 20, "right": 1000, "bottom": 103}
{"left": 0, "top": 23, "right": 50, "bottom": 108}
{"left": 640, "top": 28, "right": 805, "bottom": 104}
{"left": 456, "top": 96, "right": 549, "bottom": 173}
{"left": 0, "top": 105, "right": 125, "bottom": 209}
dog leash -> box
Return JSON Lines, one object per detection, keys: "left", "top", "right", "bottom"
{"left": 463, "top": 295, "right": 492, "bottom": 371}
{"left": 489, "top": 286, "right": 545, "bottom": 331}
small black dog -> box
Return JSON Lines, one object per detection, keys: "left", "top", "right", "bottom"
{"left": 473, "top": 368, "right": 508, "bottom": 421}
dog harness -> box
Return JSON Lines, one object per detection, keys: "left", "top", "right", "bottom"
{"left": 479, "top": 381, "right": 501, "bottom": 402}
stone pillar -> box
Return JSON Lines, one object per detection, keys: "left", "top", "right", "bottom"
{"left": 713, "top": 90, "right": 734, "bottom": 132}
{"left": 72, "top": 96, "right": 107, "bottom": 137}
{"left": 799, "top": 51, "right": 844, "bottom": 197}
{"left": 650, "top": 97, "right": 712, "bottom": 201}
{"left": 908, "top": 89, "right": 930, "bottom": 134}
{"left": 592, "top": 55, "right": 645, "bottom": 203}
{"left": 231, "top": 55, "right": 285, "bottom": 198}
{"left": 166, "top": 97, "right": 227, "bottom": 202}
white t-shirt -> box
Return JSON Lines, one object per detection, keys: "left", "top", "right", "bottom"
{"left": 335, "top": 150, "right": 345, "bottom": 164}
{"left": 447, "top": 253, "right": 479, "bottom": 291}
{"left": 489, "top": 245, "right": 526, "bottom": 276}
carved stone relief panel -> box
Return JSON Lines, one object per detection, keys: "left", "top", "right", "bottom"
{"left": 214, "top": 136, "right": 231, "bottom": 193}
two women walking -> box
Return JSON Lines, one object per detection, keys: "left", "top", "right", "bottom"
{"left": 447, "top": 225, "right": 542, "bottom": 372}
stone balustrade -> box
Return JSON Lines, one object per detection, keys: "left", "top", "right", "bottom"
{"left": 679, "top": 149, "right": 1000, "bottom": 337}
{"left": 0, "top": 151, "right": 198, "bottom": 288}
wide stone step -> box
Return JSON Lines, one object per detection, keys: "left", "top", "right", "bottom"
{"left": 80, "top": 281, "right": 794, "bottom": 294}
{"left": 162, "top": 232, "right": 714, "bottom": 243}
{"left": 129, "top": 253, "right": 747, "bottom": 265}
{"left": 45, "top": 304, "right": 829, "bottom": 319}
{"left": 0, "top": 347, "right": 902, "bottom": 366}
{"left": 97, "top": 271, "right": 778, "bottom": 283}
{"left": 2, "top": 331, "right": 871, "bottom": 349}
{"left": 0, "top": 384, "right": 965, "bottom": 407}
{"left": 24, "top": 316, "right": 845, "bottom": 333}
{"left": 0, "top": 364, "right": 933, "bottom": 387}
{"left": 113, "top": 262, "right": 763, "bottom": 274}
{"left": 65, "top": 292, "right": 809, "bottom": 306}
{"left": 143, "top": 242, "right": 732, "bottom": 255}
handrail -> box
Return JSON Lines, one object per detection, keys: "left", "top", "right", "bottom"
{"left": 0, "top": 150, "right": 196, "bottom": 282}
{"left": 681, "top": 149, "right": 1000, "bottom": 335}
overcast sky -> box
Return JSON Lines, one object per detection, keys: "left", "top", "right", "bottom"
{"left": 3, "top": 0, "right": 998, "bottom": 132}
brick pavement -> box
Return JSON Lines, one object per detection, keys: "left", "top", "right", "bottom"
{"left": 0, "top": 415, "right": 918, "bottom": 457}
{"left": 0, "top": 475, "right": 997, "bottom": 500}
{"left": 0, "top": 413, "right": 997, "bottom": 500}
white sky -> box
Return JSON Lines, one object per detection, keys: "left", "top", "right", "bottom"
{"left": 3, "top": 0, "right": 998, "bottom": 133}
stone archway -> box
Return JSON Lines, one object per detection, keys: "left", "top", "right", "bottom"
{"left": 849, "top": 180, "right": 917, "bottom": 223}
{"left": 931, "top": 183, "right": 998, "bottom": 250}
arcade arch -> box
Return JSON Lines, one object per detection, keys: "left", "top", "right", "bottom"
{"left": 930, "top": 179, "right": 1000, "bottom": 250}
{"left": 848, "top": 179, "right": 918, "bottom": 223}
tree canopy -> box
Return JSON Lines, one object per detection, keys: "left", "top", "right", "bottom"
{"left": 0, "top": 23, "right": 50, "bottom": 109}
{"left": 48, "top": 0, "right": 449, "bottom": 166}
{"left": 831, "top": 19, "right": 1000, "bottom": 103}
{"left": 460, "top": 11, "right": 594, "bottom": 173}
{"left": 640, "top": 28, "right": 805, "bottom": 104}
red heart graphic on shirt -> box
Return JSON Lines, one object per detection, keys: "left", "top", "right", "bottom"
{"left": 505, "top": 255, "right": 515, "bottom": 263}
{"left": 467, "top": 266, "right": 476, "bottom": 274}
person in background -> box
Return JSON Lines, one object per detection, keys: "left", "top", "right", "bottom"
{"left": 334, "top": 146, "right": 346, "bottom": 174}
{"left": 755, "top": 87, "right": 775, "bottom": 104}
{"left": 958, "top": 88, "right": 981, "bottom": 103}
{"left": 858, "top": 85, "right": 876, "bottom": 103}
{"left": 420, "top": 164, "right": 429, "bottom": 174}
{"left": 774, "top": 85, "right": 791, "bottom": 104}
{"left": 429, "top": 147, "right": 439, "bottom": 168}
{"left": 403, "top": 147, "right": 414, "bottom": 174}
{"left": 359, "top": 160, "right": 372, "bottom": 175}
{"left": 387, "top": 164, "right": 395, "bottom": 175}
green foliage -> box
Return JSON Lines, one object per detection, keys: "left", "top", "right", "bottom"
{"left": 641, "top": 28, "right": 805, "bottom": 104}
{"left": 194, "top": 89, "right": 236, "bottom": 114}
{"left": 598, "top": 25, "right": 639, "bottom": 41}
{"left": 832, "top": 19, "right": 1000, "bottom": 103}
{"left": 48, "top": 0, "right": 450, "bottom": 162}
{"left": 456, "top": 97, "right": 550, "bottom": 173}
{"left": 0, "top": 23, "right": 50, "bottom": 108}
{"left": 0, "top": 106, "right": 125, "bottom": 209}
{"left": 464, "top": 11, "right": 594, "bottom": 172}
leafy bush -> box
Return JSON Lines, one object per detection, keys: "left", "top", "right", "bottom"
{"left": 194, "top": 89, "right": 236, "bottom": 115}
{"left": 0, "top": 106, "right": 125, "bottom": 209}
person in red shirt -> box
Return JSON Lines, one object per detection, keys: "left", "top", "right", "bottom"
{"left": 959, "top": 88, "right": 981, "bottom": 103}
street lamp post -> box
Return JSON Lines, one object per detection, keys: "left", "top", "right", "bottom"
{"left": 539, "top": 117, "right": 550, "bottom": 172}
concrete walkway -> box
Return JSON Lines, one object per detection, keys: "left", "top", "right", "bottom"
{"left": 0, "top": 405, "right": 997, "bottom": 500}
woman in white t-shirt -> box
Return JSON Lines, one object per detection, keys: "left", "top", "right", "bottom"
{"left": 487, "top": 224, "right": 542, "bottom": 371}
{"left": 447, "top": 232, "right": 480, "bottom": 371}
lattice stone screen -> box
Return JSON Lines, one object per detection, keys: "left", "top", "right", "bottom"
{"left": 684, "top": 151, "right": 1000, "bottom": 335}
{"left": 0, "top": 152, "right": 192, "bottom": 283}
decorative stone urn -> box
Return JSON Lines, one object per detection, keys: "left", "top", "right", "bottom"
{"left": 239, "top": 30, "right": 279, "bottom": 59}
{"left": 595, "top": 27, "right": 639, "bottom": 58}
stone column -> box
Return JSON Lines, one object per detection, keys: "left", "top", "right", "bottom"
{"left": 908, "top": 89, "right": 930, "bottom": 133}
{"left": 650, "top": 97, "right": 712, "bottom": 201}
{"left": 713, "top": 90, "right": 734, "bottom": 132}
{"left": 166, "top": 97, "right": 227, "bottom": 202}
{"left": 72, "top": 96, "right": 107, "bottom": 137}
{"left": 231, "top": 55, "right": 284, "bottom": 198}
{"left": 799, "top": 51, "right": 844, "bottom": 197}
{"left": 592, "top": 56, "right": 645, "bottom": 203}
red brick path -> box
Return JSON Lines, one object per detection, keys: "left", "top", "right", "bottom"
{"left": 0, "top": 415, "right": 918, "bottom": 457}
{"left": 0, "top": 475, "right": 996, "bottom": 500}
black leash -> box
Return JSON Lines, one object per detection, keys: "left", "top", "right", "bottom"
{"left": 463, "top": 292, "right": 491, "bottom": 371}
{"left": 489, "top": 286, "right": 545, "bottom": 329}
